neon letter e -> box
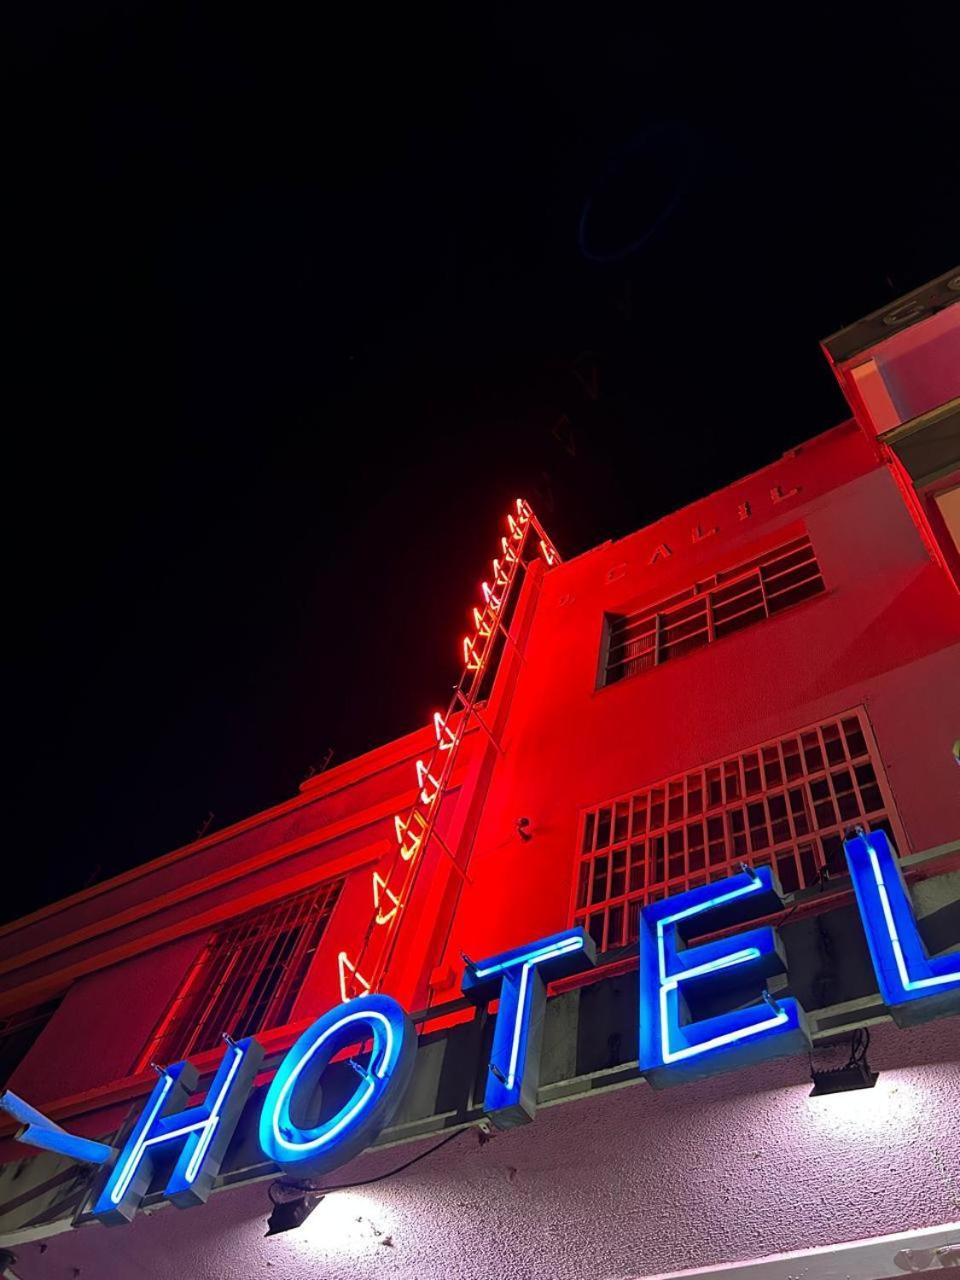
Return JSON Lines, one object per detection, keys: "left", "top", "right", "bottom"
{"left": 638, "top": 865, "right": 810, "bottom": 1088}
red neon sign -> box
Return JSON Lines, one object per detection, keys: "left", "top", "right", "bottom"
{"left": 336, "top": 500, "right": 560, "bottom": 1000}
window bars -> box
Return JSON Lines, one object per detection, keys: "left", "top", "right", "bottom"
{"left": 603, "top": 535, "right": 825, "bottom": 685}
{"left": 137, "top": 878, "right": 343, "bottom": 1070}
{"left": 573, "top": 711, "right": 902, "bottom": 954}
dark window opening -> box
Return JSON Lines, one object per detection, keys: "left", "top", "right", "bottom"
{"left": 138, "top": 878, "right": 343, "bottom": 1069}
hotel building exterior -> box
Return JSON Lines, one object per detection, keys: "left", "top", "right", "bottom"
{"left": 1, "top": 271, "right": 958, "bottom": 1280}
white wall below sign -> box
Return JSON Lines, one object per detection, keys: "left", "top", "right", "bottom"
{"left": 3, "top": 1017, "right": 958, "bottom": 1280}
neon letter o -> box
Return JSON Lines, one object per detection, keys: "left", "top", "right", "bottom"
{"left": 258, "top": 994, "right": 417, "bottom": 1177}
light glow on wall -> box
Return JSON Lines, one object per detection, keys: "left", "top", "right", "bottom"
{"left": 804, "top": 1073, "right": 921, "bottom": 1139}
{"left": 286, "top": 1190, "right": 397, "bottom": 1257}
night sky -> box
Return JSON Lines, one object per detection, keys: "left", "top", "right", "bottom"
{"left": 6, "top": 8, "right": 960, "bottom": 922}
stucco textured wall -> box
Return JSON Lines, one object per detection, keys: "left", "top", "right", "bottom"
{"left": 10, "top": 1017, "right": 959, "bottom": 1280}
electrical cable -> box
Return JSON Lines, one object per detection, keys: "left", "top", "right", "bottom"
{"left": 808, "top": 1026, "right": 872, "bottom": 1082}
{"left": 847, "top": 1026, "right": 870, "bottom": 1066}
{"left": 774, "top": 899, "right": 800, "bottom": 929}
{"left": 268, "top": 1125, "right": 470, "bottom": 1203}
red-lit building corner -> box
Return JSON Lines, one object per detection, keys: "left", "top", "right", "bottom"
{"left": 0, "top": 271, "right": 958, "bottom": 1280}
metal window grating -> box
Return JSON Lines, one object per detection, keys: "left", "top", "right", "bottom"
{"left": 572, "top": 711, "right": 902, "bottom": 954}
{"left": 603, "top": 535, "right": 825, "bottom": 685}
{"left": 138, "top": 878, "right": 343, "bottom": 1069}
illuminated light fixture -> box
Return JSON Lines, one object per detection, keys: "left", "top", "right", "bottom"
{"left": 463, "top": 635, "right": 482, "bottom": 671}
{"left": 507, "top": 513, "right": 523, "bottom": 541}
{"left": 500, "top": 536, "right": 518, "bottom": 563}
{"left": 481, "top": 581, "right": 501, "bottom": 610}
{"left": 539, "top": 539, "right": 558, "bottom": 566}
{"left": 337, "top": 952, "right": 371, "bottom": 1004}
{"left": 472, "top": 606, "right": 492, "bottom": 638}
{"left": 265, "top": 1181, "right": 324, "bottom": 1236}
{"left": 809, "top": 1028, "right": 879, "bottom": 1097}
{"left": 433, "top": 710, "right": 457, "bottom": 749}
{"left": 515, "top": 498, "right": 531, "bottom": 523}
{"left": 492, "top": 557, "right": 509, "bottom": 587}
{"left": 372, "top": 872, "right": 401, "bottom": 925}
{"left": 415, "top": 759, "right": 440, "bottom": 804}
{"left": 394, "top": 811, "right": 426, "bottom": 861}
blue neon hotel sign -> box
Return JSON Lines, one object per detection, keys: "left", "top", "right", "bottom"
{"left": 1, "top": 829, "right": 955, "bottom": 1226}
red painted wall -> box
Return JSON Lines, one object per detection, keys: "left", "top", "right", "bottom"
{"left": 2, "top": 417, "right": 959, "bottom": 1149}
{"left": 433, "top": 422, "right": 960, "bottom": 991}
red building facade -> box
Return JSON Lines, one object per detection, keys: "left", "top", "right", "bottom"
{"left": 1, "top": 274, "right": 958, "bottom": 1280}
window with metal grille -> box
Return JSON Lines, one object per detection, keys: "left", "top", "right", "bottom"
{"left": 602, "top": 534, "right": 825, "bottom": 686}
{"left": 573, "top": 711, "right": 901, "bottom": 954}
{"left": 138, "top": 879, "right": 343, "bottom": 1069}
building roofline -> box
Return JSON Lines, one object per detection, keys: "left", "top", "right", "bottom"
{"left": 0, "top": 718, "right": 440, "bottom": 944}
{"left": 821, "top": 266, "right": 960, "bottom": 364}
{"left": 551, "top": 418, "right": 862, "bottom": 574}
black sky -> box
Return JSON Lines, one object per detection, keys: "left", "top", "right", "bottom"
{"left": 5, "top": 7, "right": 960, "bottom": 922}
